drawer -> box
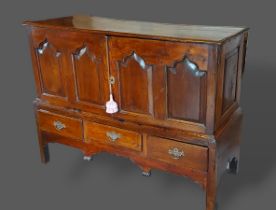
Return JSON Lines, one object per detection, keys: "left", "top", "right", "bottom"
{"left": 37, "top": 110, "right": 83, "bottom": 139}
{"left": 84, "top": 121, "right": 142, "bottom": 152}
{"left": 147, "top": 136, "right": 208, "bottom": 171}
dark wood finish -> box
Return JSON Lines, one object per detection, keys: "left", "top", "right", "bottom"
{"left": 84, "top": 121, "right": 142, "bottom": 152}
{"left": 165, "top": 41, "right": 209, "bottom": 125}
{"left": 23, "top": 16, "right": 249, "bottom": 210}
{"left": 36, "top": 40, "right": 65, "bottom": 97}
{"left": 222, "top": 48, "right": 239, "bottom": 113}
{"left": 109, "top": 37, "right": 164, "bottom": 118}
{"left": 215, "top": 33, "right": 246, "bottom": 131}
{"left": 37, "top": 110, "right": 83, "bottom": 139}
{"left": 167, "top": 57, "right": 207, "bottom": 123}
{"left": 66, "top": 32, "right": 109, "bottom": 111}
{"left": 23, "top": 16, "right": 248, "bottom": 43}
{"left": 146, "top": 136, "right": 208, "bottom": 171}
{"left": 37, "top": 110, "right": 82, "bottom": 140}
{"left": 29, "top": 29, "right": 70, "bottom": 107}
{"left": 34, "top": 99, "right": 211, "bottom": 146}
{"left": 108, "top": 37, "right": 212, "bottom": 133}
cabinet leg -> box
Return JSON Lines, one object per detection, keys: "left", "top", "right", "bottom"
{"left": 83, "top": 156, "right": 93, "bottom": 161}
{"left": 82, "top": 149, "right": 100, "bottom": 161}
{"left": 206, "top": 182, "right": 218, "bottom": 210}
{"left": 35, "top": 107, "right": 50, "bottom": 164}
{"left": 226, "top": 157, "right": 239, "bottom": 175}
{"left": 206, "top": 141, "right": 218, "bottom": 210}
{"left": 142, "top": 170, "right": 151, "bottom": 177}
{"left": 140, "top": 165, "right": 151, "bottom": 177}
{"left": 38, "top": 133, "right": 49, "bottom": 164}
{"left": 135, "top": 163, "right": 151, "bottom": 177}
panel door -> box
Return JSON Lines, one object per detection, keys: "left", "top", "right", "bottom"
{"left": 30, "top": 29, "right": 70, "bottom": 107}
{"left": 30, "top": 29, "right": 109, "bottom": 112}
{"left": 65, "top": 31, "right": 109, "bottom": 113}
{"left": 109, "top": 37, "right": 166, "bottom": 120}
{"left": 109, "top": 37, "right": 210, "bottom": 132}
{"left": 164, "top": 42, "right": 209, "bottom": 125}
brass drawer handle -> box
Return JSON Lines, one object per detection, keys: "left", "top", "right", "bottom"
{"left": 106, "top": 131, "right": 121, "bottom": 142}
{"left": 53, "top": 121, "right": 66, "bottom": 131}
{"left": 168, "top": 148, "right": 184, "bottom": 160}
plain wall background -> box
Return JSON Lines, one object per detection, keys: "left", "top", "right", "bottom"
{"left": 0, "top": 1, "right": 275, "bottom": 210}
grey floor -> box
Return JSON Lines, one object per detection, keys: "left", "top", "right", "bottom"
{"left": 1, "top": 0, "right": 276, "bottom": 209}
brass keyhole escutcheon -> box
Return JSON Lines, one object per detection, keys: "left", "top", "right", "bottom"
{"left": 109, "top": 76, "right": 115, "bottom": 85}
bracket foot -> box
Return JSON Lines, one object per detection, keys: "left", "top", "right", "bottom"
{"left": 142, "top": 171, "right": 151, "bottom": 177}
{"left": 83, "top": 156, "right": 93, "bottom": 161}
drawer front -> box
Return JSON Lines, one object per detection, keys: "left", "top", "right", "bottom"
{"left": 37, "top": 110, "right": 83, "bottom": 139}
{"left": 147, "top": 136, "right": 208, "bottom": 171}
{"left": 84, "top": 121, "right": 142, "bottom": 152}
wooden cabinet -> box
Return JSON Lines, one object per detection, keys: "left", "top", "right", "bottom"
{"left": 23, "top": 15, "right": 249, "bottom": 210}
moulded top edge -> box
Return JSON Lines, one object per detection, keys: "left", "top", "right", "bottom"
{"left": 23, "top": 15, "right": 249, "bottom": 43}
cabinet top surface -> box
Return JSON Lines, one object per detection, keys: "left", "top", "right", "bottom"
{"left": 23, "top": 16, "right": 248, "bottom": 43}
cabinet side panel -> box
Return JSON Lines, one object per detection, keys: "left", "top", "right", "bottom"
{"left": 222, "top": 48, "right": 239, "bottom": 113}
{"left": 215, "top": 33, "right": 247, "bottom": 131}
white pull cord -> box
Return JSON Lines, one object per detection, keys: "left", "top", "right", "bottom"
{"left": 105, "top": 76, "right": 118, "bottom": 114}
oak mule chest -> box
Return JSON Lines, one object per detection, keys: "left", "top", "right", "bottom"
{"left": 23, "top": 16, "right": 249, "bottom": 210}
